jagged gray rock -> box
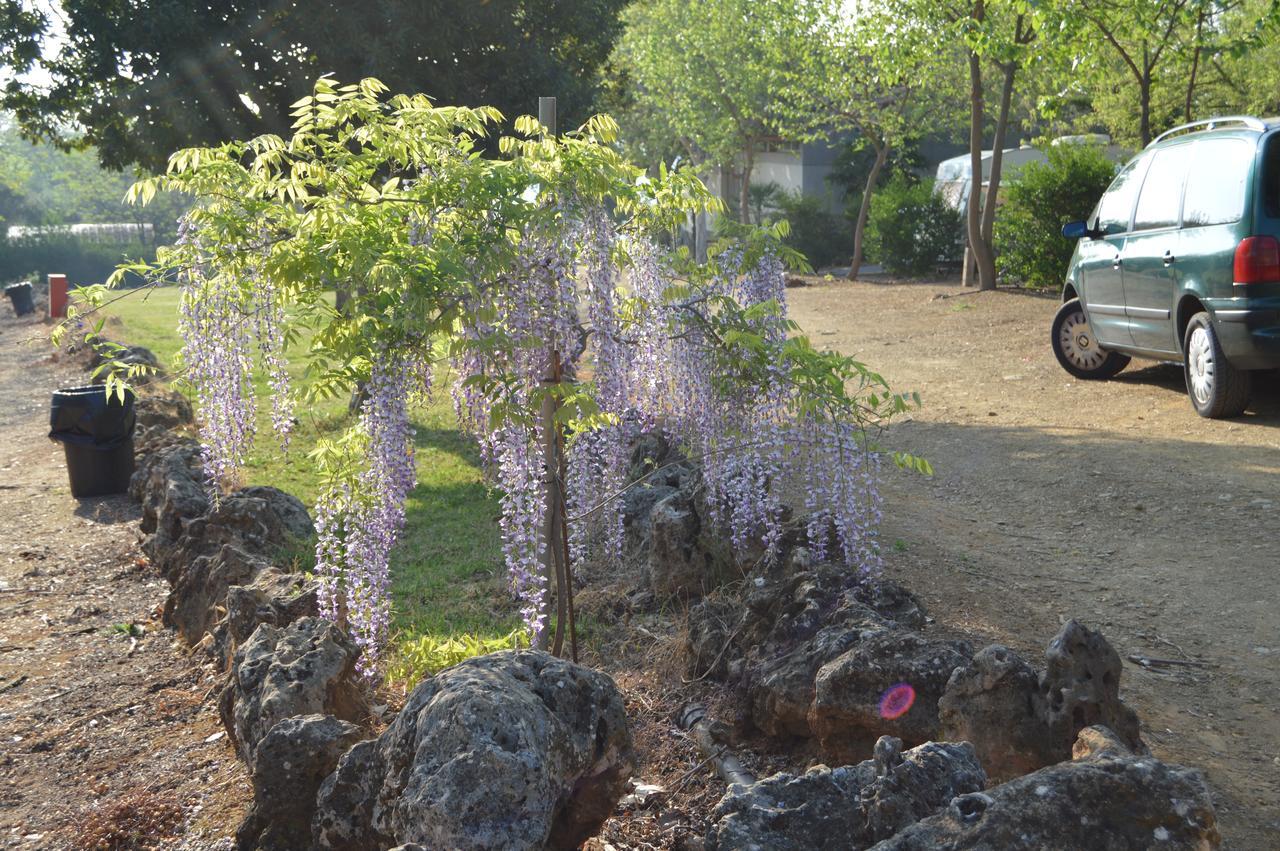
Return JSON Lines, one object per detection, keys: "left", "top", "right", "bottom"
{"left": 1042, "top": 619, "right": 1143, "bottom": 753}
{"left": 218, "top": 617, "right": 368, "bottom": 766}
{"left": 936, "top": 644, "right": 1054, "bottom": 780}
{"left": 706, "top": 737, "right": 986, "bottom": 850}
{"left": 129, "top": 439, "right": 209, "bottom": 569}
{"left": 237, "top": 714, "right": 366, "bottom": 851}
{"left": 312, "top": 649, "right": 633, "bottom": 851}
{"left": 868, "top": 746, "right": 1220, "bottom": 850}
{"left": 811, "top": 631, "right": 973, "bottom": 762}
{"left": 133, "top": 389, "right": 195, "bottom": 451}
{"left": 647, "top": 486, "right": 736, "bottom": 599}
{"left": 161, "top": 486, "right": 314, "bottom": 644}
{"left": 208, "top": 567, "right": 320, "bottom": 668}
{"left": 939, "top": 620, "right": 1144, "bottom": 781}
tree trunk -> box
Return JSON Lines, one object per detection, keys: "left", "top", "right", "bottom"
{"left": 739, "top": 147, "right": 755, "bottom": 224}
{"left": 537, "top": 350, "right": 568, "bottom": 653}
{"left": 967, "top": 45, "right": 998, "bottom": 291}
{"left": 1184, "top": 13, "right": 1204, "bottom": 122}
{"left": 848, "top": 143, "right": 889, "bottom": 281}
{"left": 980, "top": 61, "right": 1017, "bottom": 248}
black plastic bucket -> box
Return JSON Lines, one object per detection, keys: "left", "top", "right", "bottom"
{"left": 4, "top": 282, "right": 35, "bottom": 317}
{"left": 49, "top": 385, "right": 136, "bottom": 498}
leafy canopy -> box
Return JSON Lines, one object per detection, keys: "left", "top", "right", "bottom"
{"left": 0, "top": 0, "right": 630, "bottom": 172}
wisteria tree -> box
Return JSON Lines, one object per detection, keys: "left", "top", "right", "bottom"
{"left": 114, "top": 77, "right": 924, "bottom": 675}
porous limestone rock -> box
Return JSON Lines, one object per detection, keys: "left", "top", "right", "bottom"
{"left": 869, "top": 747, "right": 1219, "bottom": 850}
{"left": 706, "top": 736, "right": 986, "bottom": 850}
{"left": 312, "top": 649, "right": 633, "bottom": 851}
{"left": 939, "top": 620, "right": 1144, "bottom": 780}
{"left": 811, "top": 631, "right": 974, "bottom": 762}
{"left": 218, "top": 617, "right": 368, "bottom": 765}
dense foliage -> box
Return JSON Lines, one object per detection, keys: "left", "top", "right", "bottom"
{"left": 0, "top": 0, "right": 628, "bottom": 172}
{"left": 994, "top": 145, "right": 1118, "bottom": 289}
{"left": 0, "top": 233, "right": 155, "bottom": 288}
{"left": 97, "top": 78, "right": 923, "bottom": 675}
{"left": 762, "top": 190, "right": 853, "bottom": 271}
{"left": 866, "top": 178, "right": 963, "bottom": 278}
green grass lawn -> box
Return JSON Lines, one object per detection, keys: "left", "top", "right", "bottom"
{"left": 104, "top": 286, "right": 517, "bottom": 682}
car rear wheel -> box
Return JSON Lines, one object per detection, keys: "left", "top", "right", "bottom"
{"left": 1183, "top": 312, "right": 1251, "bottom": 418}
{"left": 1051, "top": 299, "right": 1130, "bottom": 380}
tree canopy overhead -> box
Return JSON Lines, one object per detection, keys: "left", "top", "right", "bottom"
{"left": 0, "top": 0, "right": 631, "bottom": 171}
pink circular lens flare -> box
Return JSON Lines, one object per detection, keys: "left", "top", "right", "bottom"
{"left": 879, "top": 683, "right": 916, "bottom": 720}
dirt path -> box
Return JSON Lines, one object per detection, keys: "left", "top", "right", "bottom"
{"left": 789, "top": 276, "right": 1280, "bottom": 848}
{"left": 0, "top": 313, "right": 243, "bottom": 850}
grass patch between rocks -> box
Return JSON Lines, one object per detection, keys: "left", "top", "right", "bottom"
{"left": 103, "top": 286, "right": 517, "bottom": 683}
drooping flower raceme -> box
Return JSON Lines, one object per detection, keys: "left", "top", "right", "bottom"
{"left": 314, "top": 351, "right": 429, "bottom": 676}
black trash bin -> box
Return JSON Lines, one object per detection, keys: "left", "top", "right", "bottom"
{"left": 4, "top": 282, "right": 35, "bottom": 317}
{"left": 49, "top": 385, "right": 136, "bottom": 498}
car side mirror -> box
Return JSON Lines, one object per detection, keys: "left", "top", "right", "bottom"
{"left": 1062, "top": 220, "right": 1094, "bottom": 240}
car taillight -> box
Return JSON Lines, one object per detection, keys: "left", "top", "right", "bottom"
{"left": 1234, "top": 236, "right": 1280, "bottom": 284}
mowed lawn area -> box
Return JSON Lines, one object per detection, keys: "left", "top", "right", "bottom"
{"left": 105, "top": 286, "right": 519, "bottom": 682}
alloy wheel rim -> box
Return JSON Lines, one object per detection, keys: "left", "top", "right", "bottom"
{"left": 1188, "top": 326, "right": 1214, "bottom": 405}
{"left": 1059, "top": 310, "right": 1105, "bottom": 371}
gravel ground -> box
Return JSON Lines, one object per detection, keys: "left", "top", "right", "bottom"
{"left": 0, "top": 312, "right": 244, "bottom": 850}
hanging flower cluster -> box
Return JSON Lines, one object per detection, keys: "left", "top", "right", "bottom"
{"left": 140, "top": 80, "right": 904, "bottom": 674}
{"left": 450, "top": 213, "right": 886, "bottom": 638}
{"left": 314, "top": 351, "right": 429, "bottom": 675}
{"left": 176, "top": 225, "right": 295, "bottom": 493}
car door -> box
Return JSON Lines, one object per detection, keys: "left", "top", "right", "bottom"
{"left": 1122, "top": 142, "right": 1195, "bottom": 353}
{"left": 1079, "top": 154, "right": 1150, "bottom": 347}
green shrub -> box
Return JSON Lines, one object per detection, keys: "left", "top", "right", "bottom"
{"left": 0, "top": 233, "right": 155, "bottom": 288}
{"left": 764, "top": 189, "right": 854, "bottom": 270}
{"left": 994, "top": 144, "right": 1118, "bottom": 289}
{"left": 865, "top": 176, "right": 963, "bottom": 277}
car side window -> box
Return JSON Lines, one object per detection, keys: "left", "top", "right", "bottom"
{"left": 1183, "top": 139, "right": 1252, "bottom": 227}
{"left": 1133, "top": 144, "right": 1193, "bottom": 231}
{"left": 1095, "top": 155, "right": 1148, "bottom": 235}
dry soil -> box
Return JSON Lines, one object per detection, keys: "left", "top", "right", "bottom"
{"left": 788, "top": 275, "right": 1280, "bottom": 849}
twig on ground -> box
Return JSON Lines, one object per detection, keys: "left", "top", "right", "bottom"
{"left": 1126, "top": 654, "right": 1217, "bottom": 670}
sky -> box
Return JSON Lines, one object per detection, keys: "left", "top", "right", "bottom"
{"left": 0, "top": 1, "right": 65, "bottom": 89}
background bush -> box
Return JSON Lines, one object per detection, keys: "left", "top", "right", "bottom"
{"left": 0, "top": 234, "right": 155, "bottom": 288}
{"left": 994, "top": 144, "right": 1118, "bottom": 289}
{"left": 865, "top": 176, "right": 962, "bottom": 277}
{"left": 752, "top": 185, "right": 854, "bottom": 270}
{"left": 775, "top": 190, "right": 853, "bottom": 270}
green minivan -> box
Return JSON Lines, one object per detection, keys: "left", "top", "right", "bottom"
{"left": 1053, "top": 116, "right": 1280, "bottom": 418}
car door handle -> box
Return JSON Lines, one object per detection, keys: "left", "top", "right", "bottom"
{"left": 1112, "top": 255, "right": 1122, "bottom": 269}
{"left": 1163, "top": 251, "right": 1175, "bottom": 266}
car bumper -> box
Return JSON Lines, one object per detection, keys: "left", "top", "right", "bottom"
{"left": 1209, "top": 298, "right": 1280, "bottom": 369}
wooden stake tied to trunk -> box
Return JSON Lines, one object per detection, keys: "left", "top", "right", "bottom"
{"left": 535, "top": 96, "right": 577, "bottom": 661}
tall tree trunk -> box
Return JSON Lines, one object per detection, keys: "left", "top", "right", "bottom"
{"left": 1139, "top": 43, "right": 1153, "bottom": 147}
{"left": 848, "top": 142, "right": 889, "bottom": 281}
{"left": 739, "top": 147, "right": 755, "bottom": 224}
{"left": 967, "top": 45, "right": 998, "bottom": 291}
{"left": 1184, "top": 11, "right": 1205, "bottom": 122}
{"left": 980, "top": 61, "right": 1017, "bottom": 248}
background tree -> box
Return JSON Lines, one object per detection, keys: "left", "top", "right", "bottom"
{"left": 1067, "top": 0, "right": 1209, "bottom": 146}
{"left": 610, "top": 0, "right": 794, "bottom": 222}
{"left": 0, "top": 0, "right": 630, "bottom": 172}
{"left": 779, "top": 2, "right": 960, "bottom": 279}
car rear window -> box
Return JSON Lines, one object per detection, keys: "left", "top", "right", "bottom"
{"left": 1264, "top": 134, "right": 1280, "bottom": 219}
{"left": 1182, "top": 138, "right": 1251, "bottom": 227}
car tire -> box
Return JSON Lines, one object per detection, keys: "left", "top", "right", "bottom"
{"left": 1183, "top": 311, "right": 1251, "bottom": 418}
{"left": 1051, "top": 299, "right": 1130, "bottom": 380}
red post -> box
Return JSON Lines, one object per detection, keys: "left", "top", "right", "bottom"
{"left": 48, "top": 274, "right": 67, "bottom": 319}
